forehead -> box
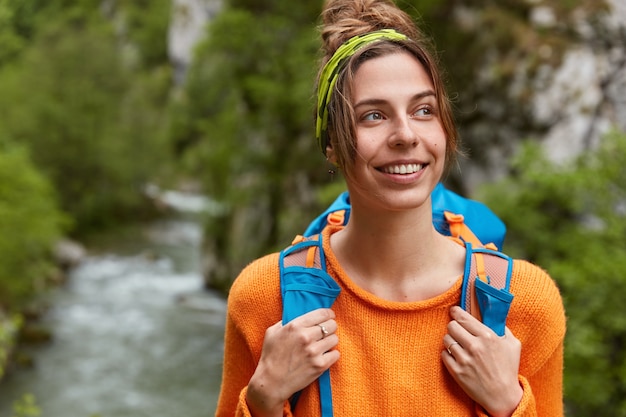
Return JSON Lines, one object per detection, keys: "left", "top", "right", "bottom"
{"left": 352, "top": 52, "right": 434, "bottom": 102}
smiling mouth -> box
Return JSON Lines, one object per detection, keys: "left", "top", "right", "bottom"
{"left": 379, "top": 163, "right": 425, "bottom": 175}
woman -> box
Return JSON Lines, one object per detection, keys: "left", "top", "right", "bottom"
{"left": 215, "top": 0, "right": 566, "bottom": 416}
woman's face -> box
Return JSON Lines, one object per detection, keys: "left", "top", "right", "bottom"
{"left": 335, "top": 51, "right": 447, "bottom": 214}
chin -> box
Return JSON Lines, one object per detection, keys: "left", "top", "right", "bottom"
{"left": 371, "top": 190, "right": 432, "bottom": 213}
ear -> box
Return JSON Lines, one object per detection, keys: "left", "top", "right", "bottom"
{"left": 326, "top": 145, "right": 338, "bottom": 166}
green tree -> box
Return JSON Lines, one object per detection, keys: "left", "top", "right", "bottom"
{"left": 0, "top": 13, "right": 172, "bottom": 234}
{"left": 115, "top": 0, "right": 172, "bottom": 68}
{"left": 0, "top": 144, "right": 66, "bottom": 310}
{"left": 478, "top": 131, "right": 626, "bottom": 416}
{"left": 0, "top": 315, "right": 22, "bottom": 379}
{"left": 0, "top": 0, "right": 25, "bottom": 64}
{"left": 170, "top": 2, "right": 329, "bottom": 289}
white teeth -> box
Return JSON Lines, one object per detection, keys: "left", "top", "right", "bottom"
{"left": 382, "top": 164, "right": 423, "bottom": 174}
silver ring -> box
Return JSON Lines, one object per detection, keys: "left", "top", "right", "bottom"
{"left": 318, "top": 324, "right": 329, "bottom": 338}
{"left": 446, "top": 342, "right": 460, "bottom": 355}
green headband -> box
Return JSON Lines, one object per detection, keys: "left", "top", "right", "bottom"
{"left": 315, "top": 28, "right": 409, "bottom": 154}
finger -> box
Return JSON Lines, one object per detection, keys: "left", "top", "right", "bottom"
{"left": 503, "top": 326, "right": 514, "bottom": 338}
{"left": 312, "top": 323, "right": 340, "bottom": 353}
{"left": 446, "top": 318, "right": 472, "bottom": 348}
{"left": 317, "top": 347, "right": 341, "bottom": 371}
{"left": 446, "top": 342, "right": 462, "bottom": 356}
{"left": 317, "top": 333, "right": 340, "bottom": 355}
{"left": 441, "top": 344, "right": 463, "bottom": 372}
{"left": 264, "top": 319, "right": 285, "bottom": 338}
{"left": 323, "top": 347, "right": 340, "bottom": 363}
{"left": 311, "top": 323, "right": 330, "bottom": 342}
{"left": 442, "top": 334, "right": 461, "bottom": 353}
{"left": 450, "top": 306, "right": 494, "bottom": 337}
{"left": 314, "top": 319, "right": 338, "bottom": 339}
{"left": 293, "top": 308, "right": 336, "bottom": 328}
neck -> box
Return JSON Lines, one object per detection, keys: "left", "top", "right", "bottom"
{"left": 329, "top": 200, "right": 466, "bottom": 301}
{"left": 348, "top": 206, "right": 435, "bottom": 253}
{"left": 335, "top": 204, "right": 446, "bottom": 273}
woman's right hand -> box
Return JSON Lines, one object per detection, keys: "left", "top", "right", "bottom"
{"left": 246, "top": 308, "right": 340, "bottom": 417}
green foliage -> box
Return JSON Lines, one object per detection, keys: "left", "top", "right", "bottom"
{"left": 0, "top": 0, "right": 26, "bottom": 64}
{"left": 316, "top": 178, "right": 348, "bottom": 208}
{"left": 11, "top": 393, "right": 40, "bottom": 417}
{"left": 0, "top": 0, "right": 111, "bottom": 66}
{"left": 116, "top": 0, "right": 172, "bottom": 67}
{"left": 0, "top": 145, "right": 66, "bottom": 309}
{"left": 478, "top": 130, "right": 626, "bottom": 416}
{"left": 0, "top": 12, "right": 172, "bottom": 234}
{"left": 0, "top": 314, "right": 22, "bottom": 378}
{"left": 228, "top": 0, "right": 321, "bottom": 21}
{"left": 170, "top": 3, "right": 331, "bottom": 287}
{"left": 0, "top": 0, "right": 171, "bottom": 68}
{"left": 174, "top": 8, "right": 320, "bottom": 196}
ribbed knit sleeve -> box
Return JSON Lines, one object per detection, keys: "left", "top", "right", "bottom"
{"left": 509, "top": 261, "right": 566, "bottom": 375}
{"left": 214, "top": 253, "right": 293, "bottom": 417}
{"left": 507, "top": 260, "right": 566, "bottom": 416}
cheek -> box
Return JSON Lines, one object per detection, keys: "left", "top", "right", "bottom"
{"left": 426, "top": 130, "right": 446, "bottom": 151}
{"left": 354, "top": 132, "right": 378, "bottom": 156}
{"left": 433, "top": 127, "right": 447, "bottom": 150}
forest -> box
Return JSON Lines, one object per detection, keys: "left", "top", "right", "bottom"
{"left": 0, "top": 0, "right": 625, "bottom": 415}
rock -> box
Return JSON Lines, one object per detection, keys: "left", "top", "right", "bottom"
{"left": 19, "top": 323, "right": 52, "bottom": 345}
{"left": 168, "top": 0, "right": 223, "bottom": 84}
{"left": 457, "top": 0, "right": 626, "bottom": 191}
{"left": 53, "top": 239, "right": 87, "bottom": 270}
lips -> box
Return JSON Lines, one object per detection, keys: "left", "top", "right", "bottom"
{"left": 379, "top": 163, "right": 424, "bottom": 175}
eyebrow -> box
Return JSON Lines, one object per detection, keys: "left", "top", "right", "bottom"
{"left": 354, "top": 90, "right": 436, "bottom": 108}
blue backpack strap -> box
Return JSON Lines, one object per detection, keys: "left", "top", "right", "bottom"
{"left": 459, "top": 242, "right": 514, "bottom": 336}
{"left": 304, "top": 184, "right": 506, "bottom": 249}
{"left": 303, "top": 192, "right": 351, "bottom": 237}
{"left": 279, "top": 235, "right": 340, "bottom": 416}
{"left": 431, "top": 183, "right": 507, "bottom": 250}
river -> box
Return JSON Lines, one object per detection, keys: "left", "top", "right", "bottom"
{"left": 0, "top": 192, "right": 226, "bottom": 417}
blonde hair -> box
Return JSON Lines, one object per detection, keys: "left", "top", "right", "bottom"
{"left": 317, "top": 0, "right": 458, "bottom": 177}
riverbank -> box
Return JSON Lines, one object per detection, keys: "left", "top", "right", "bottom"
{"left": 0, "top": 189, "right": 227, "bottom": 416}
{"left": 0, "top": 313, "right": 21, "bottom": 379}
{"left": 0, "top": 238, "right": 85, "bottom": 386}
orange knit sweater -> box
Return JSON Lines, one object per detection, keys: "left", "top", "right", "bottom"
{"left": 215, "top": 227, "right": 566, "bottom": 417}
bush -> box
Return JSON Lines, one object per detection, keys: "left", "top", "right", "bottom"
{"left": 11, "top": 393, "right": 40, "bottom": 417}
{"left": 0, "top": 7, "right": 173, "bottom": 235}
{"left": 0, "top": 144, "right": 66, "bottom": 310}
{"left": 0, "top": 314, "right": 22, "bottom": 379}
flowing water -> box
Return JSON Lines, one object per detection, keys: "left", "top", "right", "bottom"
{"left": 0, "top": 193, "right": 226, "bottom": 417}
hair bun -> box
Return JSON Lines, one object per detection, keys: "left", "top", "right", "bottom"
{"left": 320, "top": 0, "right": 421, "bottom": 57}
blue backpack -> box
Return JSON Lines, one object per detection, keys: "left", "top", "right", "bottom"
{"left": 279, "top": 183, "right": 514, "bottom": 416}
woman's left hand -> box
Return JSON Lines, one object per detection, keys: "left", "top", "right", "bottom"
{"left": 441, "top": 306, "right": 523, "bottom": 417}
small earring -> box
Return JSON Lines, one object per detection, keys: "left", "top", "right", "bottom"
{"left": 328, "top": 168, "right": 335, "bottom": 180}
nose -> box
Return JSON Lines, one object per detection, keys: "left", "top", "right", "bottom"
{"left": 388, "top": 116, "right": 418, "bottom": 148}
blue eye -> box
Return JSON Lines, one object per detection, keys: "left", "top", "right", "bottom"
{"left": 415, "top": 107, "right": 432, "bottom": 117}
{"left": 363, "top": 112, "right": 383, "bottom": 121}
